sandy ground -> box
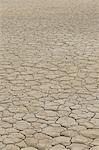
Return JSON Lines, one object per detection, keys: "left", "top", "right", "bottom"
{"left": 0, "top": 0, "right": 99, "bottom": 150}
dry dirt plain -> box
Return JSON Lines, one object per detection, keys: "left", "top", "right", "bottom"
{"left": 0, "top": 0, "right": 99, "bottom": 149}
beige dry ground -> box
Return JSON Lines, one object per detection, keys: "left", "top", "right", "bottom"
{"left": 0, "top": 0, "right": 99, "bottom": 150}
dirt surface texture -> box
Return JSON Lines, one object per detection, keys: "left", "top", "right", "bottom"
{"left": 0, "top": 0, "right": 99, "bottom": 150}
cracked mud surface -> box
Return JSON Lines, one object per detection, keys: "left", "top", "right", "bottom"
{"left": 0, "top": 0, "right": 99, "bottom": 149}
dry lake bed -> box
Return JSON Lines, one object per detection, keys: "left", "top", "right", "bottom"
{"left": 0, "top": 0, "right": 99, "bottom": 149}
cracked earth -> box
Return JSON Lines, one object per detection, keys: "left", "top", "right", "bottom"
{"left": 0, "top": 0, "right": 99, "bottom": 150}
